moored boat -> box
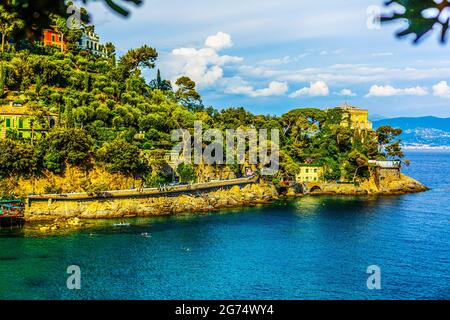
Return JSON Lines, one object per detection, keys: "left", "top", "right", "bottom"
{"left": 0, "top": 200, "right": 25, "bottom": 228}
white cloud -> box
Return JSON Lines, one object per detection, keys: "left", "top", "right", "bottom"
{"left": 319, "top": 49, "right": 343, "bottom": 56}
{"left": 223, "top": 77, "right": 254, "bottom": 95}
{"left": 336, "top": 88, "right": 356, "bottom": 96}
{"left": 432, "top": 81, "right": 450, "bottom": 99}
{"left": 246, "top": 63, "right": 450, "bottom": 86}
{"left": 289, "top": 81, "right": 329, "bottom": 98}
{"left": 204, "top": 31, "right": 233, "bottom": 50}
{"left": 366, "top": 85, "right": 428, "bottom": 97}
{"left": 250, "top": 81, "right": 289, "bottom": 97}
{"left": 258, "top": 53, "right": 309, "bottom": 66}
{"left": 259, "top": 56, "right": 292, "bottom": 66}
{"left": 371, "top": 52, "right": 394, "bottom": 57}
{"left": 238, "top": 65, "right": 279, "bottom": 78}
{"left": 85, "top": 0, "right": 370, "bottom": 51}
{"left": 162, "top": 32, "right": 243, "bottom": 88}
{"left": 223, "top": 77, "right": 288, "bottom": 97}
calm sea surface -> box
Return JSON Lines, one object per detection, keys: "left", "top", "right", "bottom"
{"left": 0, "top": 150, "right": 449, "bottom": 300}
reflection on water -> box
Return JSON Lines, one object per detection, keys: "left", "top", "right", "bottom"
{"left": 292, "top": 194, "right": 403, "bottom": 216}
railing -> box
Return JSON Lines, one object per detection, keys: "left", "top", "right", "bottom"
{"left": 368, "top": 160, "right": 401, "bottom": 168}
{"left": 27, "top": 175, "right": 259, "bottom": 203}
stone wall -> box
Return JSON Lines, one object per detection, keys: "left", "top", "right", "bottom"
{"left": 25, "top": 183, "right": 279, "bottom": 221}
{"left": 375, "top": 167, "right": 401, "bottom": 184}
{"left": 308, "top": 174, "right": 427, "bottom": 196}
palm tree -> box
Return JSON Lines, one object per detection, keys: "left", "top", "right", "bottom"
{"left": 0, "top": 5, "right": 24, "bottom": 52}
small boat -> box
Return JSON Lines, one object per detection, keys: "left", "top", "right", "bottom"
{"left": 0, "top": 199, "right": 25, "bottom": 228}
{"left": 113, "top": 222, "right": 130, "bottom": 227}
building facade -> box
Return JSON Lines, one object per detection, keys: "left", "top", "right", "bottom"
{"left": 78, "top": 30, "right": 107, "bottom": 56}
{"left": 1, "top": 104, "right": 57, "bottom": 140}
{"left": 41, "top": 27, "right": 106, "bottom": 56}
{"left": 42, "top": 29, "right": 65, "bottom": 50}
{"left": 295, "top": 165, "right": 324, "bottom": 183}
{"left": 338, "top": 104, "right": 373, "bottom": 131}
{"left": 369, "top": 160, "right": 401, "bottom": 184}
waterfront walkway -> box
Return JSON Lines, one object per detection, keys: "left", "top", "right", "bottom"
{"left": 27, "top": 176, "right": 259, "bottom": 203}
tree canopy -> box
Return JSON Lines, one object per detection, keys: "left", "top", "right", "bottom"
{"left": 382, "top": 0, "right": 450, "bottom": 43}
{"left": 0, "top": 9, "right": 407, "bottom": 191}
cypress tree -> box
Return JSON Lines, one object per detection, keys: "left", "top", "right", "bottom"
{"left": 156, "top": 69, "right": 162, "bottom": 89}
{"left": 35, "top": 74, "right": 42, "bottom": 95}
{"left": 0, "top": 63, "right": 6, "bottom": 97}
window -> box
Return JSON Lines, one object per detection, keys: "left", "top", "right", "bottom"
{"left": 58, "top": 35, "right": 62, "bottom": 42}
{"left": 305, "top": 169, "right": 309, "bottom": 173}
{"left": 52, "top": 35, "right": 55, "bottom": 42}
{"left": 314, "top": 169, "right": 318, "bottom": 173}
{"left": 5, "top": 118, "right": 11, "bottom": 127}
{"left": 18, "top": 119, "right": 23, "bottom": 129}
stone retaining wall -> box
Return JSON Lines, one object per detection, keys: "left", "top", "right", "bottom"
{"left": 25, "top": 183, "right": 279, "bottom": 221}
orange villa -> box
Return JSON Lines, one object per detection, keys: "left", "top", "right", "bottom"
{"left": 42, "top": 29, "right": 66, "bottom": 50}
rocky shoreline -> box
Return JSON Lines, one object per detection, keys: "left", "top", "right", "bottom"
{"left": 25, "top": 183, "right": 280, "bottom": 222}
{"left": 296, "top": 174, "right": 429, "bottom": 196}
{"left": 24, "top": 175, "right": 428, "bottom": 231}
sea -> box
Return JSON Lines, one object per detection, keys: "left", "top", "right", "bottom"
{"left": 0, "top": 150, "right": 449, "bottom": 300}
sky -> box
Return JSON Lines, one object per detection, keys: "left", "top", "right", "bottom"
{"left": 80, "top": 0, "right": 450, "bottom": 118}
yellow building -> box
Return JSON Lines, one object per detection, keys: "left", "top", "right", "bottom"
{"left": 338, "top": 104, "right": 373, "bottom": 131}
{"left": 1, "top": 104, "right": 57, "bottom": 139}
{"left": 295, "top": 165, "right": 323, "bottom": 183}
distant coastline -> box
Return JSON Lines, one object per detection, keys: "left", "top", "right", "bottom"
{"left": 401, "top": 144, "right": 450, "bottom": 150}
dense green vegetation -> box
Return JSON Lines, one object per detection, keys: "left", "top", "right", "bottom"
{"left": 0, "top": 6, "right": 405, "bottom": 192}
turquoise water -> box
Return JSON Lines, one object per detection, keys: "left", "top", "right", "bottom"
{"left": 0, "top": 150, "right": 449, "bottom": 300}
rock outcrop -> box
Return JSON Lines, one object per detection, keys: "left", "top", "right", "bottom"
{"left": 23, "top": 172, "right": 428, "bottom": 225}
{"left": 308, "top": 174, "right": 428, "bottom": 196}
{"left": 25, "top": 183, "right": 279, "bottom": 222}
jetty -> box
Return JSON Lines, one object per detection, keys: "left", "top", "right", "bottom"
{"left": 0, "top": 199, "right": 25, "bottom": 228}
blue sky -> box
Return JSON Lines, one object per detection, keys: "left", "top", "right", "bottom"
{"left": 81, "top": 0, "right": 450, "bottom": 118}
